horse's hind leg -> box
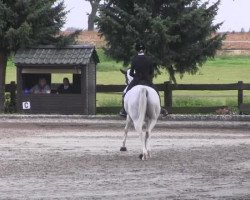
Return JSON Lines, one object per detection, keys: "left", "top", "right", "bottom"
{"left": 145, "top": 131, "right": 151, "bottom": 158}
{"left": 120, "top": 115, "right": 132, "bottom": 151}
{"left": 140, "top": 131, "right": 148, "bottom": 160}
{"left": 145, "top": 119, "right": 157, "bottom": 158}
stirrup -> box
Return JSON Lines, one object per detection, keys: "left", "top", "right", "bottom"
{"left": 119, "top": 108, "right": 127, "bottom": 117}
{"left": 161, "top": 108, "right": 168, "bottom": 117}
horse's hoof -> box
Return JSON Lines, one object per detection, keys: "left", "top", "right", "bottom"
{"left": 120, "top": 147, "right": 127, "bottom": 151}
{"left": 139, "top": 154, "right": 143, "bottom": 160}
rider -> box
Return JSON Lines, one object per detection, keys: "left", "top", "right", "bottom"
{"left": 119, "top": 43, "right": 168, "bottom": 117}
{"left": 126, "top": 43, "right": 155, "bottom": 92}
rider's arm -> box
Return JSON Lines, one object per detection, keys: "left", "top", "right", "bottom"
{"left": 149, "top": 64, "right": 154, "bottom": 76}
{"left": 149, "top": 59, "right": 154, "bottom": 76}
{"left": 130, "top": 68, "right": 135, "bottom": 77}
{"left": 130, "top": 59, "right": 136, "bottom": 77}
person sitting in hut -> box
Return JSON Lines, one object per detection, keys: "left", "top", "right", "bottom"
{"left": 57, "top": 77, "right": 73, "bottom": 94}
{"left": 30, "top": 78, "right": 51, "bottom": 94}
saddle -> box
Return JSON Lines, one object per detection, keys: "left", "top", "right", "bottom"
{"left": 137, "top": 80, "right": 152, "bottom": 87}
{"left": 125, "top": 78, "right": 159, "bottom": 97}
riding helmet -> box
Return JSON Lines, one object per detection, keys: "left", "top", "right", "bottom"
{"left": 135, "top": 43, "right": 146, "bottom": 52}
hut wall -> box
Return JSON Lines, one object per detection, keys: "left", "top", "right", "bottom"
{"left": 18, "top": 94, "right": 85, "bottom": 115}
{"left": 87, "top": 60, "right": 96, "bottom": 115}
{"left": 81, "top": 60, "right": 96, "bottom": 115}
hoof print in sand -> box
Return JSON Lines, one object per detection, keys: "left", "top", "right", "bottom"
{"left": 120, "top": 147, "right": 127, "bottom": 151}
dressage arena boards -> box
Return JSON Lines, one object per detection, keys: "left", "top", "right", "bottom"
{"left": 0, "top": 117, "right": 249, "bottom": 200}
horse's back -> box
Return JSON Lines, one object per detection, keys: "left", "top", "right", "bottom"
{"left": 125, "top": 85, "right": 158, "bottom": 100}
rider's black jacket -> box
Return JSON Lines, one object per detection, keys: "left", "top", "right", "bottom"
{"left": 129, "top": 54, "right": 154, "bottom": 82}
{"left": 125, "top": 53, "right": 157, "bottom": 95}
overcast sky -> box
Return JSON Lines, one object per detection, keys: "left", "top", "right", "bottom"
{"left": 63, "top": 0, "right": 250, "bottom": 32}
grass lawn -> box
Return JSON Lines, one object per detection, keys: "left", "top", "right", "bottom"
{"left": 96, "top": 52, "right": 250, "bottom": 108}
{"left": 6, "top": 51, "right": 250, "bottom": 109}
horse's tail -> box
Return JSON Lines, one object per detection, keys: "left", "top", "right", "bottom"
{"left": 135, "top": 87, "right": 147, "bottom": 132}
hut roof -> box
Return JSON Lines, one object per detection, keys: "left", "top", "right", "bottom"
{"left": 14, "top": 45, "right": 99, "bottom": 66}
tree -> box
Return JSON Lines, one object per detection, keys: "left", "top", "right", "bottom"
{"left": 86, "top": 0, "right": 101, "bottom": 31}
{"left": 240, "top": 28, "right": 245, "bottom": 33}
{"left": 97, "top": 0, "right": 225, "bottom": 82}
{"left": 0, "top": 0, "right": 80, "bottom": 112}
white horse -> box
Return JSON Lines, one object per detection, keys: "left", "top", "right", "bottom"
{"left": 120, "top": 69, "right": 161, "bottom": 160}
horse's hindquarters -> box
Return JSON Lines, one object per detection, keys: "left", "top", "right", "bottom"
{"left": 124, "top": 85, "right": 160, "bottom": 121}
{"left": 146, "top": 87, "right": 161, "bottom": 118}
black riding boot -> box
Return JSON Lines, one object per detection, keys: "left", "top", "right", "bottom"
{"left": 161, "top": 107, "right": 168, "bottom": 117}
{"left": 155, "top": 90, "right": 168, "bottom": 117}
{"left": 119, "top": 96, "right": 127, "bottom": 117}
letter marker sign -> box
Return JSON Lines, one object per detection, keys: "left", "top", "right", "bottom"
{"left": 22, "top": 102, "right": 31, "bottom": 110}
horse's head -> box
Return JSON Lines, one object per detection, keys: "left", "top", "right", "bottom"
{"left": 120, "top": 68, "right": 133, "bottom": 85}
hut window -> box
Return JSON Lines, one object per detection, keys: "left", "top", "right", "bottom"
{"left": 51, "top": 73, "right": 81, "bottom": 94}
{"left": 22, "top": 74, "right": 51, "bottom": 93}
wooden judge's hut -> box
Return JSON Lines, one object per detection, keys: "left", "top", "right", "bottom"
{"left": 14, "top": 45, "right": 99, "bottom": 115}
